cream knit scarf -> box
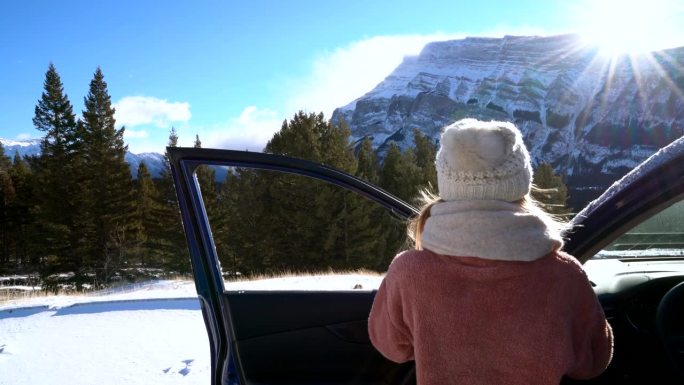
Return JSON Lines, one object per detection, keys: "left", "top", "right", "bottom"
{"left": 421, "top": 200, "right": 563, "bottom": 262}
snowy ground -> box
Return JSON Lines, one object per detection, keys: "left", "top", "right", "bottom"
{"left": 0, "top": 274, "right": 382, "bottom": 385}
{"left": 0, "top": 281, "right": 208, "bottom": 385}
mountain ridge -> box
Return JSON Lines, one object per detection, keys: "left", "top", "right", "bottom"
{"left": 332, "top": 34, "right": 684, "bottom": 208}
{"left": 0, "top": 138, "right": 166, "bottom": 178}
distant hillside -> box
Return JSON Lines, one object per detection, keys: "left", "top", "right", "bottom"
{"left": 0, "top": 138, "right": 166, "bottom": 178}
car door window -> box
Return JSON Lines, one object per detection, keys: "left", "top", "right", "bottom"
{"left": 195, "top": 166, "right": 408, "bottom": 290}
{"left": 594, "top": 200, "right": 684, "bottom": 259}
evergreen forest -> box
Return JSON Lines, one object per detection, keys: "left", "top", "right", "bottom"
{"left": 0, "top": 64, "right": 570, "bottom": 290}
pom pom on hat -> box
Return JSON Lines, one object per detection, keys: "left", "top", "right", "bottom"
{"left": 435, "top": 119, "right": 532, "bottom": 202}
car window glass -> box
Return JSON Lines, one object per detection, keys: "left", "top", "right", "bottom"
{"left": 195, "top": 166, "right": 408, "bottom": 291}
{"left": 594, "top": 200, "right": 684, "bottom": 259}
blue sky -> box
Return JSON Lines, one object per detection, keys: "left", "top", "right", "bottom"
{"left": 2, "top": 0, "right": 683, "bottom": 153}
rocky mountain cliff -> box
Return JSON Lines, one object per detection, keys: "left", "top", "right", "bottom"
{"left": 332, "top": 34, "right": 684, "bottom": 209}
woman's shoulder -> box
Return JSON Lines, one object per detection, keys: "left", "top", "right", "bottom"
{"left": 384, "top": 249, "right": 451, "bottom": 288}
{"left": 542, "top": 250, "right": 591, "bottom": 279}
{"left": 389, "top": 249, "right": 439, "bottom": 271}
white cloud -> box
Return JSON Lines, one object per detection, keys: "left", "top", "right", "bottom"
{"left": 113, "top": 96, "right": 191, "bottom": 128}
{"left": 192, "top": 106, "right": 283, "bottom": 151}
{"left": 571, "top": 0, "right": 684, "bottom": 52}
{"left": 123, "top": 129, "right": 149, "bottom": 139}
{"left": 284, "top": 33, "right": 466, "bottom": 118}
{"left": 16, "top": 133, "right": 32, "bottom": 140}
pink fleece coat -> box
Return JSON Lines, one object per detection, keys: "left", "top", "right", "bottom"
{"left": 368, "top": 249, "right": 613, "bottom": 385}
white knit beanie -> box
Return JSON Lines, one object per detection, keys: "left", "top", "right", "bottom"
{"left": 436, "top": 119, "right": 532, "bottom": 202}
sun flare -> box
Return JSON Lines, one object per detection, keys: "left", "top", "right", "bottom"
{"left": 577, "top": 0, "right": 682, "bottom": 56}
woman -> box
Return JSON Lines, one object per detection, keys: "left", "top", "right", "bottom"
{"left": 368, "top": 119, "right": 613, "bottom": 384}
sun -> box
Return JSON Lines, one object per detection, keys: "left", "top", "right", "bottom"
{"left": 576, "top": 0, "right": 682, "bottom": 56}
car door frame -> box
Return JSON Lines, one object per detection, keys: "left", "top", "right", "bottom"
{"left": 168, "top": 146, "right": 418, "bottom": 385}
{"left": 564, "top": 140, "right": 684, "bottom": 262}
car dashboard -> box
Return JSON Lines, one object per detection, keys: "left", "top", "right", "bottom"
{"left": 580, "top": 258, "right": 684, "bottom": 384}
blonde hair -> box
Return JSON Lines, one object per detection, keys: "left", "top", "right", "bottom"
{"left": 408, "top": 187, "right": 569, "bottom": 251}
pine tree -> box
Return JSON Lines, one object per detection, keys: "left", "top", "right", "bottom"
{"left": 0, "top": 144, "right": 14, "bottom": 270}
{"left": 132, "top": 162, "right": 161, "bottom": 267}
{"left": 378, "top": 143, "right": 402, "bottom": 198}
{"left": 154, "top": 127, "right": 189, "bottom": 273}
{"left": 218, "top": 167, "right": 268, "bottom": 274}
{"left": 413, "top": 129, "right": 437, "bottom": 191}
{"left": 354, "top": 138, "right": 407, "bottom": 268}
{"left": 532, "top": 163, "right": 572, "bottom": 218}
{"left": 379, "top": 143, "right": 421, "bottom": 203}
{"left": 377, "top": 143, "right": 421, "bottom": 258}
{"left": 192, "top": 134, "right": 221, "bottom": 249}
{"left": 80, "top": 67, "right": 135, "bottom": 282}
{"left": 355, "top": 137, "right": 380, "bottom": 184}
{"left": 266, "top": 112, "right": 324, "bottom": 162}
{"left": 241, "top": 111, "right": 389, "bottom": 272}
{"left": 192, "top": 134, "right": 218, "bottom": 217}
{"left": 159, "top": 126, "right": 179, "bottom": 183}
{"left": 31, "top": 63, "right": 83, "bottom": 276}
{"left": 157, "top": 126, "right": 179, "bottom": 209}
{"left": 317, "top": 124, "right": 391, "bottom": 269}
{"left": 192, "top": 135, "right": 235, "bottom": 271}
{"left": 260, "top": 113, "right": 326, "bottom": 271}
{"left": 319, "top": 119, "right": 356, "bottom": 172}
{"left": 8, "top": 153, "right": 36, "bottom": 270}
{"left": 33, "top": 63, "right": 79, "bottom": 158}
{"left": 193, "top": 135, "right": 217, "bottom": 190}
{"left": 0, "top": 144, "right": 11, "bottom": 169}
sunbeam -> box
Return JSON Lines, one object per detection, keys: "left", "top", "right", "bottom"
{"left": 576, "top": 0, "right": 683, "bottom": 57}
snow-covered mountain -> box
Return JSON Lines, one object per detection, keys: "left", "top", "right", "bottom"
{"left": 332, "top": 34, "right": 684, "bottom": 208}
{"left": 0, "top": 138, "right": 42, "bottom": 158}
{"left": 124, "top": 151, "right": 166, "bottom": 178}
{"left": 0, "top": 138, "right": 166, "bottom": 178}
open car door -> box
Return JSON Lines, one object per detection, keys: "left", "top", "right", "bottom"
{"left": 170, "top": 134, "right": 684, "bottom": 385}
{"left": 563, "top": 136, "right": 684, "bottom": 384}
{"left": 168, "top": 147, "right": 418, "bottom": 385}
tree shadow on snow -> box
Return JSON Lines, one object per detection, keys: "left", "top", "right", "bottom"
{"left": 51, "top": 298, "right": 200, "bottom": 316}
{"left": 0, "top": 306, "right": 51, "bottom": 320}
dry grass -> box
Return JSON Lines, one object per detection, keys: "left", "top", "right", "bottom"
{"left": 0, "top": 275, "right": 193, "bottom": 304}
{"left": 0, "top": 286, "right": 87, "bottom": 304}
{"left": 223, "top": 268, "right": 383, "bottom": 283}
